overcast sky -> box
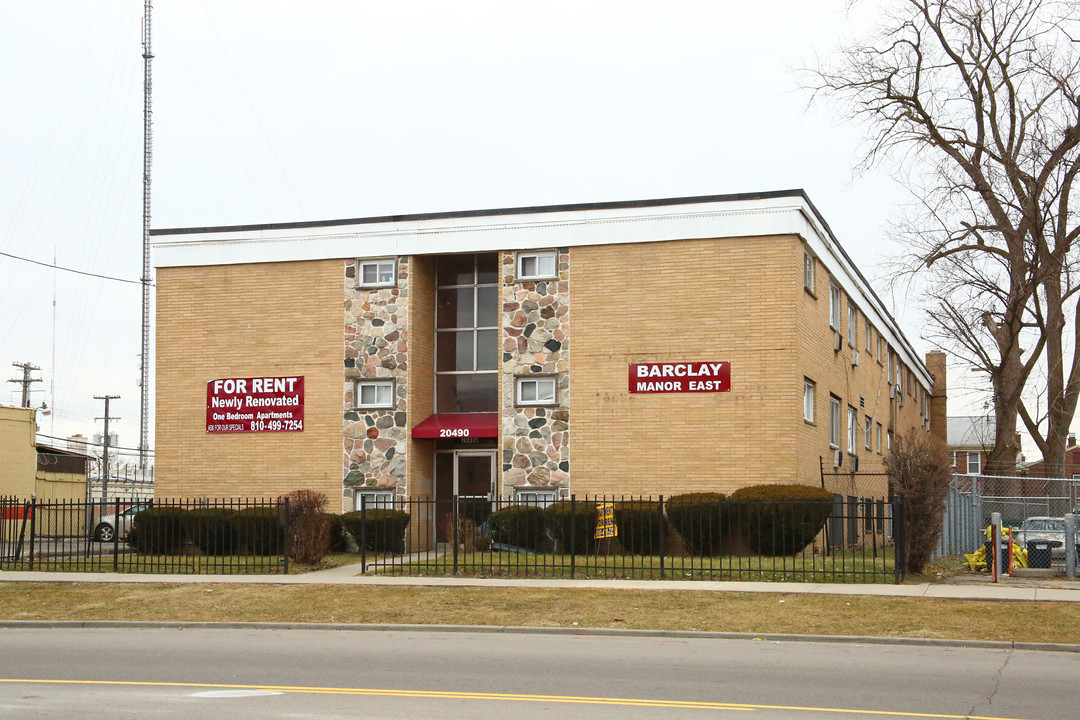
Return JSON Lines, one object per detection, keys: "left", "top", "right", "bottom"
{"left": 0, "top": 0, "right": 989, "bottom": 461}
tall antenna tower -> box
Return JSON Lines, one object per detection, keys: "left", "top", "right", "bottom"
{"left": 139, "top": 0, "right": 154, "bottom": 471}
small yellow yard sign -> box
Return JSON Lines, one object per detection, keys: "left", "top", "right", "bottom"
{"left": 594, "top": 503, "right": 618, "bottom": 539}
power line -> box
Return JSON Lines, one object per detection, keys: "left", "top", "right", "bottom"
{"left": 36, "top": 433, "right": 154, "bottom": 454}
{"left": 0, "top": 250, "right": 147, "bottom": 285}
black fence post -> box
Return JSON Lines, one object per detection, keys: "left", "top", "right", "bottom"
{"left": 893, "top": 495, "right": 906, "bottom": 584}
{"left": 112, "top": 497, "right": 120, "bottom": 572}
{"left": 360, "top": 496, "right": 367, "bottom": 574}
{"left": 452, "top": 495, "right": 459, "bottom": 575}
{"left": 569, "top": 495, "right": 576, "bottom": 580}
{"left": 28, "top": 496, "right": 37, "bottom": 571}
{"left": 658, "top": 495, "right": 665, "bottom": 580}
{"left": 283, "top": 496, "right": 290, "bottom": 576}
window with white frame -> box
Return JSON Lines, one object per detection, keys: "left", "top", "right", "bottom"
{"left": 355, "top": 379, "right": 395, "bottom": 408}
{"left": 517, "top": 250, "right": 558, "bottom": 280}
{"left": 847, "top": 406, "right": 858, "bottom": 453}
{"left": 355, "top": 489, "right": 395, "bottom": 510}
{"left": 803, "top": 379, "right": 815, "bottom": 422}
{"left": 966, "top": 452, "right": 982, "bottom": 475}
{"left": 864, "top": 416, "right": 872, "bottom": 450}
{"left": 515, "top": 488, "right": 557, "bottom": 508}
{"left": 829, "top": 395, "right": 841, "bottom": 447}
{"left": 804, "top": 252, "right": 815, "bottom": 293}
{"left": 865, "top": 319, "right": 872, "bottom": 352}
{"left": 848, "top": 306, "right": 858, "bottom": 347}
{"left": 517, "top": 376, "right": 557, "bottom": 406}
{"left": 357, "top": 259, "right": 396, "bottom": 287}
{"left": 829, "top": 281, "right": 842, "bottom": 329}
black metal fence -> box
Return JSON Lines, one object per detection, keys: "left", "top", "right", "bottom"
{"left": 350, "top": 494, "right": 905, "bottom": 583}
{"left": 0, "top": 496, "right": 288, "bottom": 574}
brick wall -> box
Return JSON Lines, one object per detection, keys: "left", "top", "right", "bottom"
{"left": 155, "top": 260, "right": 342, "bottom": 500}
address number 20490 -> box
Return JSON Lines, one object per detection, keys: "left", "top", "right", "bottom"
{"left": 439, "top": 428, "right": 470, "bottom": 438}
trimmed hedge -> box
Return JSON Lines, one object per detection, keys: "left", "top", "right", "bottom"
{"left": 341, "top": 508, "right": 410, "bottom": 553}
{"left": 182, "top": 508, "right": 238, "bottom": 555}
{"left": 488, "top": 505, "right": 546, "bottom": 551}
{"left": 666, "top": 492, "right": 726, "bottom": 556}
{"left": 126, "top": 506, "right": 186, "bottom": 554}
{"left": 231, "top": 507, "right": 284, "bottom": 555}
{"left": 324, "top": 513, "right": 348, "bottom": 552}
{"left": 612, "top": 500, "right": 667, "bottom": 555}
{"left": 543, "top": 500, "right": 598, "bottom": 554}
{"left": 728, "top": 484, "right": 833, "bottom": 556}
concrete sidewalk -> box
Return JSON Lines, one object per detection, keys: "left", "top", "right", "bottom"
{"left": 2, "top": 563, "right": 1079, "bottom": 602}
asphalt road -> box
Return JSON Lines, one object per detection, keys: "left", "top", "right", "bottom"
{"left": 0, "top": 628, "right": 1074, "bottom": 719}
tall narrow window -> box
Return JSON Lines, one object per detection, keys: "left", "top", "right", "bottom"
{"left": 829, "top": 282, "right": 842, "bottom": 329}
{"left": 830, "top": 396, "right": 841, "bottom": 447}
{"left": 848, "top": 305, "right": 857, "bottom": 347}
{"left": 804, "top": 252, "right": 815, "bottom": 293}
{"left": 435, "top": 253, "right": 499, "bottom": 412}
{"left": 876, "top": 422, "right": 883, "bottom": 453}
{"left": 865, "top": 319, "right": 872, "bottom": 352}
{"left": 847, "top": 406, "right": 858, "bottom": 453}
{"left": 804, "top": 379, "right": 815, "bottom": 422}
{"left": 864, "top": 416, "right": 872, "bottom": 450}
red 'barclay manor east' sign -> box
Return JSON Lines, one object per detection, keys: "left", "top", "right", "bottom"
{"left": 628, "top": 362, "right": 730, "bottom": 394}
{"left": 206, "top": 376, "right": 305, "bottom": 434}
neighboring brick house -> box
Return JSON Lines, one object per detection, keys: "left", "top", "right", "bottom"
{"left": 1025, "top": 434, "right": 1080, "bottom": 478}
{"left": 151, "top": 190, "right": 941, "bottom": 517}
{"left": 947, "top": 416, "right": 1026, "bottom": 476}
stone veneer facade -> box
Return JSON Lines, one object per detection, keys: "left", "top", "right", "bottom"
{"left": 499, "top": 249, "right": 571, "bottom": 493}
{"left": 342, "top": 257, "right": 410, "bottom": 494}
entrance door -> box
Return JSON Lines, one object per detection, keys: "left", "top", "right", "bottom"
{"left": 434, "top": 450, "right": 496, "bottom": 542}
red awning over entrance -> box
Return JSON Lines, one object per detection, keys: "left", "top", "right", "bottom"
{"left": 411, "top": 412, "right": 499, "bottom": 439}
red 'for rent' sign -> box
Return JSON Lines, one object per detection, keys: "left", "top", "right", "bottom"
{"left": 628, "top": 362, "right": 730, "bottom": 394}
{"left": 206, "top": 376, "right": 305, "bottom": 434}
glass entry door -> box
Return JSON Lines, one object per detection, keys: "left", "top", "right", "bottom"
{"left": 435, "top": 450, "right": 496, "bottom": 542}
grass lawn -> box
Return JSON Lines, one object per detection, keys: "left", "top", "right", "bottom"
{"left": 0, "top": 583, "right": 1078, "bottom": 645}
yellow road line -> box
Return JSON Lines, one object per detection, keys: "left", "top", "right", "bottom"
{"left": 0, "top": 678, "right": 1034, "bottom": 719}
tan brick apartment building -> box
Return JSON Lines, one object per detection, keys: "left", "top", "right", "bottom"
{"left": 151, "top": 190, "right": 942, "bottom": 510}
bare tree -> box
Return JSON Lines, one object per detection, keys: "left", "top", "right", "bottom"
{"left": 807, "top": 0, "right": 1080, "bottom": 475}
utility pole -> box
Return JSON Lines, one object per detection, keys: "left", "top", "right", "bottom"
{"left": 8, "top": 362, "right": 42, "bottom": 408}
{"left": 95, "top": 395, "right": 121, "bottom": 501}
{"left": 138, "top": 0, "right": 154, "bottom": 473}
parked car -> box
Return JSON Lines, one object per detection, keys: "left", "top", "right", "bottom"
{"left": 1014, "top": 516, "right": 1066, "bottom": 558}
{"left": 92, "top": 504, "right": 151, "bottom": 542}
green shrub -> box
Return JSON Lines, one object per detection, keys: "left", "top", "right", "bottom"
{"left": 341, "top": 508, "right": 411, "bottom": 553}
{"left": 728, "top": 484, "right": 833, "bottom": 556}
{"left": 488, "top": 505, "right": 546, "bottom": 550}
{"left": 612, "top": 500, "right": 667, "bottom": 555}
{"left": 544, "top": 500, "right": 598, "bottom": 554}
{"left": 231, "top": 507, "right": 284, "bottom": 555}
{"left": 324, "top": 513, "right": 347, "bottom": 552}
{"left": 127, "top": 506, "right": 186, "bottom": 554}
{"left": 182, "top": 508, "right": 238, "bottom": 555}
{"left": 666, "top": 492, "right": 726, "bottom": 556}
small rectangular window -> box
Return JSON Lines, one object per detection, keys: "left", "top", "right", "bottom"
{"left": 357, "top": 259, "right": 396, "bottom": 287}
{"left": 804, "top": 252, "right": 815, "bottom": 293}
{"left": 967, "top": 452, "right": 981, "bottom": 475}
{"left": 829, "top": 282, "right": 842, "bottom": 329}
{"left": 515, "top": 489, "right": 557, "bottom": 508}
{"left": 517, "top": 376, "right": 557, "bottom": 406}
{"left": 830, "top": 396, "right": 841, "bottom": 448}
{"left": 355, "top": 490, "right": 395, "bottom": 510}
{"left": 864, "top": 416, "right": 872, "bottom": 450}
{"left": 356, "top": 379, "right": 395, "bottom": 408}
{"left": 803, "top": 379, "right": 815, "bottom": 423}
{"left": 517, "top": 250, "right": 558, "bottom": 280}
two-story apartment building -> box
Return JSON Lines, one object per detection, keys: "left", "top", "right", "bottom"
{"left": 151, "top": 190, "right": 942, "bottom": 510}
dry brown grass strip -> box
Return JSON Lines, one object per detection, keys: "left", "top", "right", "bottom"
{"left": 1, "top": 584, "right": 1078, "bottom": 644}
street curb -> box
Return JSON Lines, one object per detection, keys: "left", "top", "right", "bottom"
{"left": 2, "top": 620, "right": 1078, "bottom": 653}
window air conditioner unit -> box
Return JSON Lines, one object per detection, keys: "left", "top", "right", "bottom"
{"left": 851, "top": 349, "right": 860, "bottom": 367}
{"left": 833, "top": 450, "right": 843, "bottom": 468}
{"left": 833, "top": 331, "right": 843, "bottom": 352}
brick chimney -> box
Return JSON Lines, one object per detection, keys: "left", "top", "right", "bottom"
{"left": 1069, "top": 433, "right": 1076, "bottom": 450}
{"left": 925, "top": 351, "right": 948, "bottom": 446}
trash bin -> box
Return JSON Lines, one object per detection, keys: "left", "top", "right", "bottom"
{"left": 1027, "top": 540, "right": 1054, "bottom": 569}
